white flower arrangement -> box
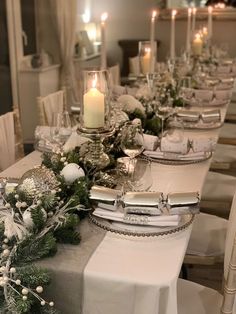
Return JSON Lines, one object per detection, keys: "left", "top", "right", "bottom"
{"left": 117, "top": 95, "right": 145, "bottom": 115}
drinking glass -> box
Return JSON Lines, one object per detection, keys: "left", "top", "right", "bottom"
{"left": 120, "top": 121, "right": 144, "bottom": 189}
{"left": 50, "top": 111, "right": 72, "bottom": 146}
{"left": 156, "top": 98, "right": 173, "bottom": 137}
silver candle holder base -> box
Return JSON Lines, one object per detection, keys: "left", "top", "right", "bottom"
{"left": 77, "top": 126, "right": 115, "bottom": 170}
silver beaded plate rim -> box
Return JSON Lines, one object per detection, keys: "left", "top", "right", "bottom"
{"left": 145, "top": 151, "right": 212, "bottom": 165}
{"left": 182, "top": 121, "right": 223, "bottom": 130}
{"left": 88, "top": 213, "right": 194, "bottom": 238}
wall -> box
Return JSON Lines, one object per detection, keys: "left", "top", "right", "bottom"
{"left": 37, "top": 0, "right": 236, "bottom": 72}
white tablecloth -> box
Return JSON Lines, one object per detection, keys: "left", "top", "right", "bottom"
{"left": 0, "top": 104, "right": 228, "bottom": 314}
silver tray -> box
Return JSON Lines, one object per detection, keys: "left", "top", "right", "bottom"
{"left": 143, "top": 151, "right": 212, "bottom": 165}
{"left": 89, "top": 213, "right": 194, "bottom": 237}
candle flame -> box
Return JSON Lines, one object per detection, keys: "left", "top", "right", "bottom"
{"left": 101, "top": 12, "right": 108, "bottom": 22}
{"left": 188, "top": 8, "right": 192, "bottom": 16}
{"left": 145, "top": 47, "right": 151, "bottom": 54}
{"left": 208, "top": 6, "right": 213, "bottom": 13}
{"left": 92, "top": 74, "right": 98, "bottom": 88}
{"left": 195, "top": 33, "right": 201, "bottom": 40}
{"left": 152, "top": 10, "right": 157, "bottom": 19}
{"left": 172, "top": 10, "right": 177, "bottom": 18}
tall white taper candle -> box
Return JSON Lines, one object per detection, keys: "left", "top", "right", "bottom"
{"left": 192, "top": 8, "right": 196, "bottom": 38}
{"left": 101, "top": 12, "right": 108, "bottom": 69}
{"left": 186, "top": 8, "right": 192, "bottom": 53}
{"left": 208, "top": 6, "right": 213, "bottom": 40}
{"left": 150, "top": 10, "right": 157, "bottom": 73}
{"left": 170, "top": 10, "right": 177, "bottom": 60}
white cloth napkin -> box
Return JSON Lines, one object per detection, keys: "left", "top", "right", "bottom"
{"left": 192, "top": 138, "right": 217, "bottom": 153}
{"left": 143, "top": 134, "right": 158, "bottom": 151}
{"left": 160, "top": 135, "right": 189, "bottom": 154}
{"left": 0, "top": 112, "right": 15, "bottom": 171}
{"left": 214, "top": 90, "right": 232, "bottom": 101}
{"left": 93, "top": 208, "right": 180, "bottom": 227}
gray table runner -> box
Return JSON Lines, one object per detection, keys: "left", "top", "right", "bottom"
{"left": 37, "top": 218, "right": 106, "bottom": 314}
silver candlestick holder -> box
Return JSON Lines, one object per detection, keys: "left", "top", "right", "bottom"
{"left": 77, "top": 125, "right": 114, "bottom": 169}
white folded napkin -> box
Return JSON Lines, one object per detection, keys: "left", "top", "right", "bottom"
{"left": 160, "top": 135, "right": 189, "bottom": 155}
{"left": 143, "top": 150, "right": 207, "bottom": 161}
{"left": 194, "top": 90, "right": 214, "bottom": 102}
{"left": 192, "top": 138, "right": 217, "bottom": 153}
{"left": 143, "top": 134, "right": 158, "bottom": 151}
{"left": 93, "top": 208, "right": 180, "bottom": 227}
{"left": 214, "top": 90, "right": 232, "bottom": 101}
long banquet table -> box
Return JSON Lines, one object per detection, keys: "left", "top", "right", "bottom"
{"left": 0, "top": 105, "right": 228, "bottom": 314}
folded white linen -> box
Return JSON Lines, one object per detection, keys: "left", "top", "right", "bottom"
{"left": 192, "top": 138, "right": 217, "bottom": 153}
{"left": 93, "top": 208, "right": 180, "bottom": 227}
{"left": 160, "top": 135, "right": 189, "bottom": 154}
{"left": 143, "top": 150, "right": 207, "bottom": 161}
{"left": 194, "top": 90, "right": 214, "bottom": 102}
{"left": 143, "top": 134, "right": 158, "bottom": 151}
{"left": 214, "top": 90, "right": 232, "bottom": 101}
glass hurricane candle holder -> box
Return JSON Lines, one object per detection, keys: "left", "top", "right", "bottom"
{"left": 138, "top": 41, "right": 157, "bottom": 75}
{"left": 80, "top": 69, "right": 111, "bottom": 131}
{"left": 78, "top": 69, "right": 114, "bottom": 169}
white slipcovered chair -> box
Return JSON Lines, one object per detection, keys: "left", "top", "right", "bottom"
{"left": 179, "top": 192, "right": 236, "bottom": 314}
{"left": 109, "top": 64, "right": 121, "bottom": 86}
{"left": 0, "top": 112, "right": 15, "bottom": 171}
{"left": 37, "top": 90, "right": 65, "bottom": 126}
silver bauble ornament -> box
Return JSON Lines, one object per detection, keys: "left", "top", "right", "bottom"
{"left": 17, "top": 166, "right": 60, "bottom": 200}
{"left": 61, "top": 163, "right": 85, "bottom": 184}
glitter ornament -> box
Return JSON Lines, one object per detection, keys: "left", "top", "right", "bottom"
{"left": 17, "top": 166, "right": 60, "bottom": 200}
{"left": 61, "top": 163, "right": 85, "bottom": 184}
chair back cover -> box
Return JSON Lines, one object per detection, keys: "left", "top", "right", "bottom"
{"left": 109, "top": 64, "right": 121, "bottom": 86}
{"left": 37, "top": 90, "right": 65, "bottom": 125}
{"left": 0, "top": 112, "right": 15, "bottom": 171}
{"left": 129, "top": 56, "right": 140, "bottom": 76}
{"left": 223, "top": 192, "right": 236, "bottom": 313}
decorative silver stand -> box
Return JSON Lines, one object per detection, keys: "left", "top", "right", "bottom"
{"left": 77, "top": 126, "right": 115, "bottom": 169}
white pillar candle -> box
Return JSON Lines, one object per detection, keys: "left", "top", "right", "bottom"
{"left": 208, "top": 6, "right": 213, "bottom": 40}
{"left": 150, "top": 10, "right": 157, "bottom": 73}
{"left": 100, "top": 12, "right": 108, "bottom": 70}
{"left": 192, "top": 33, "right": 203, "bottom": 56}
{"left": 192, "top": 8, "right": 196, "bottom": 38}
{"left": 170, "top": 10, "right": 177, "bottom": 60}
{"left": 141, "top": 47, "right": 151, "bottom": 74}
{"left": 186, "top": 8, "right": 192, "bottom": 53}
{"left": 83, "top": 78, "right": 105, "bottom": 128}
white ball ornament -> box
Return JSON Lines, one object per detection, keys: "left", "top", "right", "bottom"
{"left": 16, "top": 279, "right": 21, "bottom": 285}
{"left": 10, "top": 267, "right": 16, "bottom": 273}
{"left": 61, "top": 163, "right": 85, "bottom": 184}
{"left": 2, "top": 249, "right": 10, "bottom": 257}
{"left": 22, "top": 296, "right": 27, "bottom": 301}
{"left": 36, "top": 286, "right": 43, "bottom": 293}
{"left": 41, "top": 300, "right": 46, "bottom": 306}
{"left": 22, "top": 288, "right": 29, "bottom": 295}
{"left": 49, "top": 301, "right": 54, "bottom": 307}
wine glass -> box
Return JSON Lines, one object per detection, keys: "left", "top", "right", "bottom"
{"left": 120, "top": 121, "right": 144, "bottom": 189}
{"left": 156, "top": 98, "right": 173, "bottom": 137}
{"left": 50, "top": 111, "right": 72, "bottom": 147}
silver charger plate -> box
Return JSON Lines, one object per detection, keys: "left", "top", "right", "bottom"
{"left": 143, "top": 151, "right": 212, "bottom": 165}
{"left": 89, "top": 213, "right": 194, "bottom": 237}
{"left": 182, "top": 120, "right": 223, "bottom": 130}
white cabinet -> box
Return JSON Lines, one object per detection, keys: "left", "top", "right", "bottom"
{"left": 18, "top": 64, "right": 60, "bottom": 143}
